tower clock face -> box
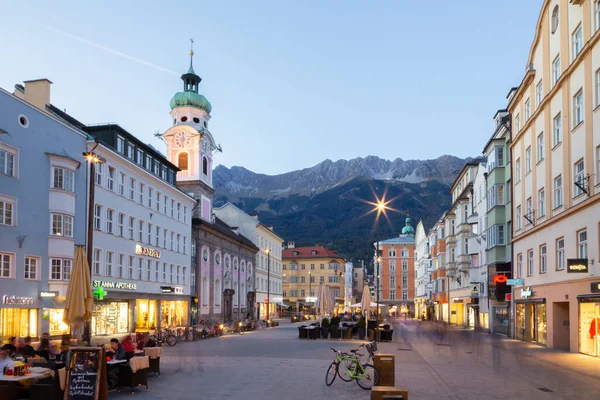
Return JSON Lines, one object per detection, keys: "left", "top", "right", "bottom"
{"left": 174, "top": 132, "right": 191, "bottom": 148}
{"left": 201, "top": 139, "right": 211, "bottom": 154}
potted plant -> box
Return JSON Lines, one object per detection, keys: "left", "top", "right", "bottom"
{"left": 321, "top": 318, "right": 330, "bottom": 339}
{"left": 357, "top": 317, "right": 366, "bottom": 340}
{"left": 330, "top": 316, "right": 340, "bottom": 328}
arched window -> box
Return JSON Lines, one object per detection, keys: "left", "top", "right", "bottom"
{"left": 178, "top": 152, "right": 188, "bottom": 171}
{"left": 202, "top": 157, "right": 208, "bottom": 175}
{"left": 215, "top": 279, "right": 221, "bottom": 306}
{"left": 551, "top": 5, "right": 559, "bottom": 34}
{"left": 202, "top": 277, "right": 209, "bottom": 306}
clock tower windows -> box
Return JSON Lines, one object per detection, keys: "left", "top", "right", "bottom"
{"left": 178, "top": 152, "right": 189, "bottom": 171}
{"left": 202, "top": 157, "right": 208, "bottom": 176}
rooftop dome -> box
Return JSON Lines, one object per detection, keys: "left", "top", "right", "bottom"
{"left": 401, "top": 216, "right": 415, "bottom": 235}
{"left": 169, "top": 91, "right": 212, "bottom": 113}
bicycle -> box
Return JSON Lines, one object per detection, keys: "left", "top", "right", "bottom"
{"left": 149, "top": 328, "right": 177, "bottom": 347}
{"left": 325, "top": 348, "right": 378, "bottom": 390}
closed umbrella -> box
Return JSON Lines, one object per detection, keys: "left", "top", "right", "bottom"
{"left": 360, "top": 285, "right": 371, "bottom": 339}
{"left": 328, "top": 286, "right": 335, "bottom": 316}
{"left": 315, "top": 284, "right": 326, "bottom": 316}
{"left": 63, "top": 245, "right": 94, "bottom": 341}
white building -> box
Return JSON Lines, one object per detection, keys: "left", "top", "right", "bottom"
{"left": 414, "top": 220, "right": 432, "bottom": 319}
{"left": 344, "top": 262, "right": 353, "bottom": 310}
{"left": 471, "top": 161, "right": 489, "bottom": 330}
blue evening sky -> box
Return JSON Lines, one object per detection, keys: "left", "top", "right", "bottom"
{"left": 1, "top": 1, "right": 543, "bottom": 175}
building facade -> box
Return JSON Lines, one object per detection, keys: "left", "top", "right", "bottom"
{"left": 282, "top": 244, "right": 345, "bottom": 313}
{"left": 161, "top": 55, "right": 257, "bottom": 323}
{"left": 352, "top": 264, "right": 365, "bottom": 303}
{"left": 509, "top": 0, "right": 600, "bottom": 354}
{"left": 414, "top": 220, "right": 432, "bottom": 319}
{"left": 0, "top": 81, "right": 88, "bottom": 340}
{"left": 375, "top": 217, "right": 416, "bottom": 317}
{"left": 429, "top": 219, "right": 447, "bottom": 321}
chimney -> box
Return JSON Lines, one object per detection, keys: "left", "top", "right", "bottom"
{"left": 16, "top": 79, "right": 53, "bottom": 112}
{"left": 250, "top": 214, "right": 259, "bottom": 220}
{"left": 287, "top": 241, "right": 295, "bottom": 249}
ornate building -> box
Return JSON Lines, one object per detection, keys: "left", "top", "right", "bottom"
{"left": 161, "top": 50, "right": 258, "bottom": 323}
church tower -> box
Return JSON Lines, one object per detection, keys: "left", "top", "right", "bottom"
{"left": 162, "top": 44, "right": 217, "bottom": 222}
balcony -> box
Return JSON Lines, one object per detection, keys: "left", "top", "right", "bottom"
{"left": 447, "top": 261, "right": 457, "bottom": 271}
{"left": 446, "top": 269, "right": 457, "bottom": 277}
{"left": 446, "top": 234, "right": 457, "bottom": 245}
{"left": 458, "top": 264, "right": 470, "bottom": 273}
{"left": 458, "top": 254, "right": 471, "bottom": 266}
{"left": 457, "top": 223, "right": 470, "bottom": 236}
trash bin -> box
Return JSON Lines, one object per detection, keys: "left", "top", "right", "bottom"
{"left": 371, "top": 386, "right": 408, "bottom": 400}
{"left": 374, "top": 354, "right": 395, "bottom": 386}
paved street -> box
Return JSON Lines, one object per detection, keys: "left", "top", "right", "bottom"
{"left": 109, "top": 319, "right": 600, "bottom": 400}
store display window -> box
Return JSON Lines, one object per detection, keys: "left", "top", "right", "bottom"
{"left": 47, "top": 309, "right": 69, "bottom": 336}
{"left": 579, "top": 302, "right": 600, "bottom": 356}
{"left": 136, "top": 300, "right": 157, "bottom": 330}
{"left": 536, "top": 304, "right": 547, "bottom": 345}
{"left": 91, "top": 302, "right": 128, "bottom": 336}
{"left": 160, "top": 300, "right": 188, "bottom": 327}
{"left": 1, "top": 308, "right": 37, "bottom": 340}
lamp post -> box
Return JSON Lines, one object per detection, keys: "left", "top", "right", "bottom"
{"left": 308, "top": 271, "right": 312, "bottom": 315}
{"left": 82, "top": 142, "right": 102, "bottom": 344}
{"left": 265, "top": 248, "right": 271, "bottom": 320}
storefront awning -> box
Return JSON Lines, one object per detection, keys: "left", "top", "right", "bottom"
{"left": 515, "top": 298, "right": 546, "bottom": 304}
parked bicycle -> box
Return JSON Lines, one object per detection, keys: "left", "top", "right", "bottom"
{"left": 149, "top": 328, "right": 178, "bottom": 347}
{"left": 325, "top": 348, "right": 378, "bottom": 390}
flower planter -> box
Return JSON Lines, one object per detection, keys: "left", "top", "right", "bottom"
{"left": 321, "top": 327, "right": 330, "bottom": 339}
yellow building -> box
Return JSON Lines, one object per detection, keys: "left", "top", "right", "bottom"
{"left": 282, "top": 243, "right": 345, "bottom": 313}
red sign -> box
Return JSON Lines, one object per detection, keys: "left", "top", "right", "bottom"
{"left": 493, "top": 275, "right": 508, "bottom": 284}
{"left": 505, "top": 293, "right": 512, "bottom": 301}
{"left": 265, "top": 299, "right": 269, "bottom": 303}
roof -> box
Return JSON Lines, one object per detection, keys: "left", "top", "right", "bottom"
{"left": 282, "top": 246, "right": 341, "bottom": 259}
{"left": 379, "top": 236, "right": 415, "bottom": 245}
{"left": 47, "top": 104, "right": 87, "bottom": 129}
{"left": 194, "top": 216, "right": 259, "bottom": 251}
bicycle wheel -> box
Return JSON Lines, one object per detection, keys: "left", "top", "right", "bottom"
{"left": 164, "top": 334, "right": 178, "bottom": 347}
{"left": 148, "top": 335, "right": 160, "bottom": 347}
{"left": 337, "top": 359, "right": 355, "bottom": 382}
{"left": 325, "top": 362, "right": 338, "bottom": 386}
{"left": 355, "top": 363, "right": 378, "bottom": 390}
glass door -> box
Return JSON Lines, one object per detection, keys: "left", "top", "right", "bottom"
{"left": 516, "top": 304, "right": 525, "bottom": 341}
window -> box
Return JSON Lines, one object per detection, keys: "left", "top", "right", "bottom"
{"left": 147, "top": 260, "right": 152, "bottom": 281}
{"left": 129, "top": 178, "right": 135, "bottom": 200}
{"left": 52, "top": 167, "right": 74, "bottom": 192}
{"left": 486, "top": 225, "right": 505, "bottom": 248}
{"left": 552, "top": 56, "right": 561, "bottom": 86}
{"left": 515, "top": 158, "right": 521, "bottom": 183}
{"left": 556, "top": 238, "right": 565, "bottom": 270}
{"left": 517, "top": 253, "right": 523, "bottom": 278}
{"left": 170, "top": 232, "right": 174, "bottom": 250}
{"left": 183, "top": 206, "right": 187, "bottom": 223}
{"left": 118, "top": 172, "right": 125, "bottom": 196}
{"left": 597, "top": 146, "right": 600, "bottom": 185}
{"left": 148, "top": 188, "right": 153, "bottom": 208}
{"left": 93, "top": 204, "right": 102, "bottom": 230}
{"left": 177, "top": 203, "right": 181, "bottom": 220}
{"left": 301, "top": 276, "right": 305, "bottom": 283}
{"left": 139, "top": 182, "right": 145, "bottom": 204}
{"left": 128, "top": 256, "right": 134, "bottom": 279}
{"left": 156, "top": 261, "right": 160, "bottom": 282}
{"left": 127, "top": 143, "right": 134, "bottom": 159}
{"left": 538, "top": 188, "right": 546, "bottom": 218}
{"left": 107, "top": 167, "right": 115, "bottom": 191}
{"left": 574, "top": 160, "right": 585, "bottom": 197}
{"left": 0, "top": 147, "right": 15, "bottom": 177}
{"left": 139, "top": 220, "right": 144, "bottom": 242}
{"left": 148, "top": 223, "right": 152, "bottom": 244}
{"left": 536, "top": 81, "right": 543, "bottom": 107}
{"left": 93, "top": 249, "right": 101, "bottom": 275}
{"left": 401, "top": 249, "right": 409, "bottom": 257}
{"left": 516, "top": 205, "right": 522, "bottom": 230}
{"left": 524, "top": 98, "right": 531, "bottom": 121}
{"left": 118, "top": 254, "right": 124, "bottom": 278}
{"left": 526, "top": 198, "right": 532, "bottom": 224}
{"left": 51, "top": 213, "right": 73, "bottom": 237}
{"left": 183, "top": 237, "right": 187, "bottom": 254}
{"left": 574, "top": 90, "right": 584, "bottom": 126}
{"left": 537, "top": 133, "right": 544, "bottom": 162}
{"left": 156, "top": 192, "right": 160, "bottom": 211}
{"left": 156, "top": 226, "right": 160, "bottom": 247}
{"left": 553, "top": 113, "right": 562, "bottom": 146}
{"left": 596, "top": 1, "right": 600, "bottom": 32}
{"left": 554, "top": 175, "right": 563, "bottom": 208}
{"left": 402, "top": 275, "right": 408, "bottom": 286}
{"left": 538, "top": 244, "right": 548, "bottom": 274}
{"left": 551, "top": 5, "right": 559, "bottom": 33}
{"left": 176, "top": 234, "right": 181, "bottom": 252}
{"left": 24, "top": 257, "right": 38, "bottom": 280}
{"left": 527, "top": 250, "right": 534, "bottom": 276}
{"left": 106, "top": 251, "right": 113, "bottom": 277}
{"left": 390, "top": 290, "right": 396, "bottom": 300}
{"left": 525, "top": 147, "right": 532, "bottom": 173}
{"left": 171, "top": 200, "right": 175, "bottom": 218}
{"left": 0, "top": 199, "right": 14, "bottom": 226}
{"left": 136, "top": 149, "right": 143, "bottom": 165}
{"left": 402, "top": 291, "right": 408, "bottom": 300}
{"left": 402, "top": 260, "right": 408, "bottom": 271}
{"left": 515, "top": 113, "right": 520, "bottom": 132}
{"left": 50, "top": 258, "right": 71, "bottom": 281}
{"left": 145, "top": 154, "right": 152, "bottom": 170}
{"left": 117, "top": 213, "right": 124, "bottom": 237}
{"left": 164, "top": 229, "right": 168, "bottom": 249}
{"left": 128, "top": 217, "right": 135, "bottom": 240}
{"left": 163, "top": 196, "right": 167, "bottom": 214}
{"left": 301, "top": 264, "right": 305, "bottom": 270}
{"left": 161, "top": 166, "right": 167, "bottom": 180}
{"left": 95, "top": 163, "right": 102, "bottom": 186}
{"left": 203, "top": 157, "right": 208, "bottom": 175}
{"left": 573, "top": 25, "right": 583, "bottom": 59}
{"left": 138, "top": 258, "right": 143, "bottom": 280}
{"left": 320, "top": 264, "right": 324, "bottom": 269}
{"left": 117, "top": 135, "right": 125, "bottom": 153}
{"left": 578, "top": 230, "right": 588, "bottom": 259}
{"left": 596, "top": 70, "right": 600, "bottom": 107}
{"left": 106, "top": 209, "right": 114, "bottom": 234}
{"left": 153, "top": 162, "right": 159, "bottom": 175}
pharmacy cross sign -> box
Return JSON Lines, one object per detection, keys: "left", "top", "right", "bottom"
{"left": 93, "top": 286, "right": 107, "bottom": 301}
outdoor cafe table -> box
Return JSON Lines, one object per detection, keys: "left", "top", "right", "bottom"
{"left": 107, "top": 359, "right": 128, "bottom": 366}
{"left": 0, "top": 373, "right": 46, "bottom": 382}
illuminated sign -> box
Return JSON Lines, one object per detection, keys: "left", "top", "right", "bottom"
{"left": 591, "top": 282, "right": 600, "bottom": 293}
{"left": 93, "top": 280, "right": 137, "bottom": 291}
{"left": 304, "top": 297, "right": 317, "bottom": 303}
{"left": 521, "top": 287, "right": 533, "bottom": 299}
{"left": 2, "top": 296, "right": 34, "bottom": 305}
{"left": 39, "top": 291, "right": 58, "bottom": 298}
{"left": 161, "top": 286, "right": 184, "bottom": 294}
{"left": 135, "top": 244, "right": 161, "bottom": 259}
{"left": 93, "top": 286, "right": 107, "bottom": 301}
{"left": 493, "top": 275, "right": 508, "bottom": 284}
{"left": 567, "top": 259, "right": 588, "bottom": 273}
{"left": 507, "top": 279, "right": 524, "bottom": 286}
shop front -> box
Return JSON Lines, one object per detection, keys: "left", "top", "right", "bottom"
{"left": 450, "top": 297, "right": 471, "bottom": 326}
{"left": 1, "top": 291, "right": 60, "bottom": 342}
{"left": 515, "top": 295, "right": 547, "bottom": 346}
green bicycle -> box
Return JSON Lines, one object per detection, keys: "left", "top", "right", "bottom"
{"left": 325, "top": 348, "right": 378, "bottom": 390}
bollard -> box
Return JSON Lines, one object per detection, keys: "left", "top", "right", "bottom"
{"left": 371, "top": 386, "right": 408, "bottom": 400}
{"left": 374, "top": 354, "right": 395, "bottom": 386}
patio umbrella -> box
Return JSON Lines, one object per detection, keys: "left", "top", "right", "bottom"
{"left": 360, "top": 285, "right": 371, "bottom": 339}
{"left": 315, "top": 284, "right": 326, "bottom": 315}
{"left": 328, "top": 286, "right": 335, "bottom": 316}
{"left": 63, "top": 245, "right": 94, "bottom": 340}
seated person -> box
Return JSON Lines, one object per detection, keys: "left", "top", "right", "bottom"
{"left": 17, "top": 336, "right": 35, "bottom": 358}
{"left": 35, "top": 338, "right": 54, "bottom": 360}
{"left": 106, "top": 338, "right": 126, "bottom": 360}
{"left": 121, "top": 336, "right": 135, "bottom": 359}
{"left": 60, "top": 334, "right": 71, "bottom": 353}
{"left": 3, "top": 337, "right": 17, "bottom": 356}
{"left": 0, "top": 349, "right": 14, "bottom": 372}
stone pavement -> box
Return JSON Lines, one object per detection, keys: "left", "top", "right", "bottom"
{"left": 107, "top": 319, "right": 600, "bottom": 400}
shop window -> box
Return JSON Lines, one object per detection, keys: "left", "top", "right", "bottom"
{"left": 136, "top": 299, "right": 157, "bottom": 330}
{"left": 47, "top": 309, "right": 69, "bottom": 336}
{"left": 91, "top": 302, "right": 128, "bottom": 336}
{"left": 161, "top": 300, "right": 188, "bottom": 327}
{"left": 0, "top": 309, "right": 37, "bottom": 338}
{"left": 579, "top": 302, "right": 600, "bottom": 356}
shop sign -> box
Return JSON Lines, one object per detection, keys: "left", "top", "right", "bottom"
{"left": 507, "top": 279, "right": 524, "bottom": 286}
{"left": 135, "top": 244, "right": 161, "bottom": 259}
{"left": 521, "top": 287, "right": 533, "bottom": 299}
{"left": 470, "top": 284, "right": 480, "bottom": 295}
{"left": 305, "top": 297, "right": 317, "bottom": 303}
{"left": 493, "top": 275, "right": 508, "bottom": 283}
{"left": 39, "top": 291, "right": 59, "bottom": 298}
{"left": 160, "top": 286, "right": 183, "bottom": 294}
{"left": 2, "top": 295, "right": 34, "bottom": 305}
{"left": 567, "top": 259, "right": 588, "bottom": 273}
{"left": 591, "top": 282, "right": 600, "bottom": 293}
{"left": 93, "top": 280, "right": 137, "bottom": 291}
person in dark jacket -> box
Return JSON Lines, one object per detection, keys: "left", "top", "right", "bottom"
{"left": 17, "top": 336, "right": 35, "bottom": 357}
{"left": 106, "top": 338, "right": 126, "bottom": 360}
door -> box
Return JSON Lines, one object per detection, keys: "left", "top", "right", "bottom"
{"left": 516, "top": 304, "right": 525, "bottom": 341}
{"left": 553, "top": 302, "right": 570, "bottom": 350}
{"left": 525, "top": 304, "right": 536, "bottom": 342}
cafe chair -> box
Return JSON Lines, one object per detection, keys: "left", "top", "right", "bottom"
{"left": 144, "top": 347, "right": 162, "bottom": 377}
{"left": 0, "top": 382, "right": 16, "bottom": 400}
{"left": 118, "top": 356, "right": 150, "bottom": 393}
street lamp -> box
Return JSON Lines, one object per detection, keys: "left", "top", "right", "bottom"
{"left": 265, "top": 248, "right": 271, "bottom": 320}
{"left": 308, "top": 271, "right": 312, "bottom": 315}
{"left": 82, "top": 141, "right": 102, "bottom": 344}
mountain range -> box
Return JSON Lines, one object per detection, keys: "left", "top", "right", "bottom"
{"left": 213, "top": 155, "right": 470, "bottom": 266}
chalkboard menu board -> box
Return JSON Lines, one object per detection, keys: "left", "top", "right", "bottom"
{"left": 64, "top": 347, "right": 106, "bottom": 400}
